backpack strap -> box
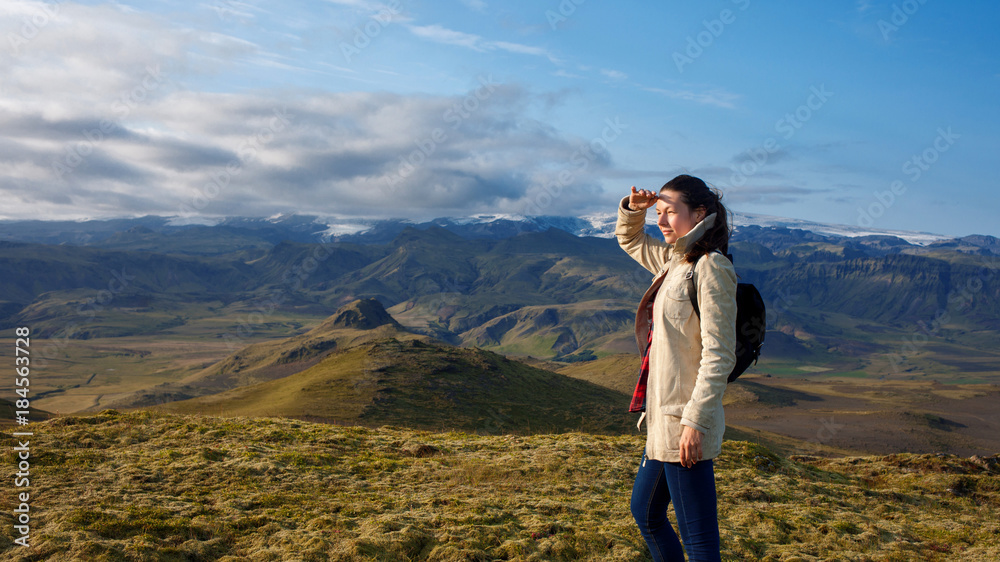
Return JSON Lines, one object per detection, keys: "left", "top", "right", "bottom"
{"left": 685, "top": 263, "right": 700, "bottom": 320}
{"left": 686, "top": 250, "right": 733, "bottom": 319}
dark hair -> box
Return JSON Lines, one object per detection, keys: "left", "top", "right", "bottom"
{"left": 660, "top": 174, "right": 731, "bottom": 263}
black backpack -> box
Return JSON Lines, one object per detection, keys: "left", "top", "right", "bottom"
{"left": 687, "top": 252, "right": 765, "bottom": 382}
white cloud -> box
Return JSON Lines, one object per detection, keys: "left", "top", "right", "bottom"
{"left": 0, "top": 3, "right": 619, "bottom": 222}
{"left": 408, "top": 23, "right": 484, "bottom": 51}
{"left": 198, "top": 31, "right": 261, "bottom": 53}
{"left": 407, "top": 24, "right": 557, "bottom": 62}
{"left": 460, "top": 0, "right": 488, "bottom": 12}
{"left": 642, "top": 86, "right": 740, "bottom": 109}
{"left": 601, "top": 69, "right": 628, "bottom": 80}
{"left": 553, "top": 69, "right": 582, "bottom": 79}
{"left": 198, "top": 1, "right": 263, "bottom": 22}
{"left": 493, "top": 41, "right": 547, "bottom": 57}
{"left": 322, "top": 0, "right": 391, "bottom": 9}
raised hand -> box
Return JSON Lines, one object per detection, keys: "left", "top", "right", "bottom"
{"left": 628, "top": 186, "right": 659, "bottom": 210}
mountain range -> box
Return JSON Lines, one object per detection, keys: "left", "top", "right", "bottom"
{"left": 3, "top": 211, "right": 998, "bottom": 362}
{"left": 1, "top": 209, "right": 998, "bottom": 446}
{"left": 0, "top": 208, "right": 986, "bottom": 248}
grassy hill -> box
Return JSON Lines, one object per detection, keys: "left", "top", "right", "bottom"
{"left": 178, "top": 298, "right": 421, "bottom": 390}
{"left": 2, "top": 410, "right": 997, "bottom": 561}
{"left": 102, "top": 298, "right": 428, "bottom": 410}
{"left": 108, "top": 297, "right": 631, "bottom": 435}
{"left": 151, "top": 336, "right": 633, "bottom": 435}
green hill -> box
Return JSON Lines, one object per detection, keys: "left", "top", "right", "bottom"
{"left": 151, "top": 336, "right": 632, "bottom": 434}
{"left": 3, "top": 410, "right": 997, "bottom": 561}
{"left": 180, "top": 297, "right": 420, "bottom": 389}
{"left": 105, "top": 298, "right": 427, "bottom": 409}
{"left": 127, "top": 297, "right": 633, "bottom": 435}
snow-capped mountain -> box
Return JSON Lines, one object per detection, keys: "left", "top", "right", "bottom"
{"left": 0, "top": 210, "right": 977, "bottom": 250}
{"left": 315, "top": 210, "right": 953, "bottom": 246}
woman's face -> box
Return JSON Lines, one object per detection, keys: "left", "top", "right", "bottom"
{"left": 655, "top": 190, "right": 705, "bottom": 244}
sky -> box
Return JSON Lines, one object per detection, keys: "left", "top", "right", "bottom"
{"left": 0, "top": 0, "right": 997, "bottom": 237}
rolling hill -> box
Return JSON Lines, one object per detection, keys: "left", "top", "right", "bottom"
{"left": 121, "top": 298, "right": 633, "bottom": 434}
{"left": 151, "top": 336, "right": 632, "bottom": 434}
{"left": 104, "top": 298, "right": 428, "bottom": 409}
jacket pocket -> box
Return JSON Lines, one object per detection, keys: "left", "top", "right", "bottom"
{"left": 660, "top": 404, "right": 685, "bottom": 417}
{"left": 661, "top": 283, "right": 693, "bottom": 319}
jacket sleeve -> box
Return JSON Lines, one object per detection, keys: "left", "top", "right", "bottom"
{"left": 614, "top": 196, "right": 671, "bottom": 274}
{"left": 681, "top": 251, "right": 737, "bottom": 432}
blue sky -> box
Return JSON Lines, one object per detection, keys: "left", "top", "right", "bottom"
{"left": 1, "top": 0, "right": 997, "bottom": 237}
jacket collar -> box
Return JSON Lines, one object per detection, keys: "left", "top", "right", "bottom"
{"left": 672, "top": 212, "right": 717, "bottom": 256}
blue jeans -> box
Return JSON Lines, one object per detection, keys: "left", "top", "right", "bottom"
{"left": 630, "top": 452, "right": 721, "bottom": 561}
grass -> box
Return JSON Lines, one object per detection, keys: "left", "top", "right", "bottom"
{"left": 1, "top": 410, "right": 997, "bottom": 561}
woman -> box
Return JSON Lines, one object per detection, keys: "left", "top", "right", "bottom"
{"left": 615, "top": 174, "right": 737, "bottom": 561}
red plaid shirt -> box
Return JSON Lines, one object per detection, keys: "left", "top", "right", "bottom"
{"left": 629, "top": 292, "right": 655, "bottom": 413}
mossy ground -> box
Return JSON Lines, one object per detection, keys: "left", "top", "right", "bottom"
{"left": 1, "top": 411, "right": 998, "bottom": 561}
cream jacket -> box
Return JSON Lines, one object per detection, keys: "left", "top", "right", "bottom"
{"left": 615, "top": 196, "right": 737, "bottom": 462}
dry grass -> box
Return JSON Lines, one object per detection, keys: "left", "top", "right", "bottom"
{"left": 1, "top": 411, "right": 998, "bottom": 561}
